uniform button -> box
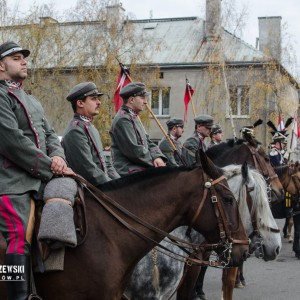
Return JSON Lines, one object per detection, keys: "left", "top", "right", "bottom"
{"left": 37, "top": 173, "right": 41, "bottom": 177}
{"left": 30, "top": 168, "right": 34, "bottom": 172}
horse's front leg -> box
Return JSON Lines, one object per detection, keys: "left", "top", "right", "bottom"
{"left": 222, "top": 267, "right": 238, "bottom": 300}
{"left": 176, "top": 264, "right": 202, "bottom": 300}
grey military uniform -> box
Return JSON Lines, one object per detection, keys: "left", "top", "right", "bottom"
{"left": 62, "top": 114, "right": 120, "bottom": 186}
{"left": 159, "top": 135, "right": 183, "bottom": 167}
{"left": 182, "top": 131, "right": 206, "bottom": 166}
{"left": 110, "top": 105, "right": 166, "bottom": 176}
{"left": 0, "top": 81, "right": 64, "bottom": 195}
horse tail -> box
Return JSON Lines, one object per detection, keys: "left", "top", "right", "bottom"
{"left": 151, "top": 247, "right": 160, "bottom": 292}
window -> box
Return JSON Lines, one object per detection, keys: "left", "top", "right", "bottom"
{"left": 151, "top": 87, "right": 170, "bottom": 116}
{"left": 229, "top": 86, "right": 250, "bottom": 117}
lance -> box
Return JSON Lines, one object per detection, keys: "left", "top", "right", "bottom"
{"left": 116, "top": 60, "right": 186, "bottom": 165}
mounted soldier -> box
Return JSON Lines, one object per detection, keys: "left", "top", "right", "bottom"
{"left": 269, "top": 131, "right": 288, "bottom": 167}
{"left": 182, "top": 114, "right": 214, "bottom": 166}
{"left": 0, "top": 41, "right": 73, "bottom": 300}
{"left": 208, "top": 124, "right": 223, "bottom": 148}
{"left": 267, "top": 119, "right": 296, "bottom": 248}
{"left": 62, "top": 82, "right": 120, "bottom": 187}
{"left": 110, "top": 82, "right": 166, "bottom": 176}
{"left": 158, "top": 118, "right": 184, "bottom": 166}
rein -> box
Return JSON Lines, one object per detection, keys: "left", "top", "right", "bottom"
{"left": 71, "top": 171, "right": 247, "bottom": 268}
{"left": 246, "top": 143, "right": 278, "bottom": 201}
{"left": 245, "top": 183, "right": 280, "bottom": 258}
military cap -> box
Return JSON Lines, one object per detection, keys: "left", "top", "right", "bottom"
{"left": 194, "top": 114, "right": 214, "bottom": 128}
{"left": 166, "top": 118, "right": 184, "bottom": 129}
{"left": 119, "top": 82, "right": 150, "bottom": 99}
{"left": 0, "top": 41, "right": 30, "bottom": 60}
{"left": 210, "top": 124, "right": 222, "bottom": 137}
{"left": 66, "top": 82, "right": 104, "bottom": 102}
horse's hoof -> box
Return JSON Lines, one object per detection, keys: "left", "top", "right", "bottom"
{"left": 241, "top": 279, "right": 246, "bottom": 286}
{"left": 235, "top": 282, "right": 244, "bottom": 289}
{"left": 295, "top": 253, "right": 300, "bottom": 260}
{"left": 193, "top": 291, "right": 207, "bottom": 300}
{"left": 288, "top": 236, "right": 293, "bottom": 243}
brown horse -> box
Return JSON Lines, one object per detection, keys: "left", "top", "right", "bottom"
{"left": 206, "top": 138, "right": 285, "bottom": 203}
{"left": 0, "top": 153, "right": 248, "bottom": 300}
{"left": 177, "top": 137, "right": 284, "bottom": 300}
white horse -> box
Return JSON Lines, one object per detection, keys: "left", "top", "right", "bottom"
{"left": 125, "top": 163, "right": 281, "bottom": 300}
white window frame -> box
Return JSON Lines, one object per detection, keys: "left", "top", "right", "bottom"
{"left": 227, "top": 86, "right": 250, "bottom": 118}
{"left": 150, "top": 87, "right": 170, "bottom": 117}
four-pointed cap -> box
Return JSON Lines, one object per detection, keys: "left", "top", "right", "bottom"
{"left": 119, "top": 82, "right": 150, "bottom": 99}
{"left": 0, "top": 41, "right": 30, "bottom": 60}
{"left": 66, "top": 82, "right": 104, "bottom": 102}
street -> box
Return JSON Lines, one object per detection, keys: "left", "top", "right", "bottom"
{"left": 202, "top": 219, "right": 300, "bottom": 300}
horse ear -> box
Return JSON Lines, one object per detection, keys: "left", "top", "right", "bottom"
{"left": 241, "top": 162, "right": 249, "bottom": 184}
{"left": 198, "top": 149, "right": 221, "bottom": 179}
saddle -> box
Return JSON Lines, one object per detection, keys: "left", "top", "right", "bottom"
{"left": 32, "top": 181, "right": 87, "bottom": 272}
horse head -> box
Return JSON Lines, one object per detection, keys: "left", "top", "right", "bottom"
{"left": 224, "top": 163, "right": 281, "bottom": 261}
{"left": 275, "top": 163, "right": 300, "bottom": 196}
{"left": 194, "top": 149, "right": 249, "bottom": 266}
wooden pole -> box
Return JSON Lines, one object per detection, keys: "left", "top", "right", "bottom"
{"left": 116, "top": 60, "right": 179, "bottom": 152}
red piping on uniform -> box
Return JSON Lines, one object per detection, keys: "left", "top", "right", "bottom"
{"left": 0, "top": 195, "right": 25, "bottom": 254}
{"left": 84, "top": 124, "right": 106, "bottom": 172}
{"left": 8, "top": 90, "right": 40, "bottom": 148}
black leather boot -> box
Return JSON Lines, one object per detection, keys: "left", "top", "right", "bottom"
{"left": 5, "top": 254, "right": 30, "bottom": 300}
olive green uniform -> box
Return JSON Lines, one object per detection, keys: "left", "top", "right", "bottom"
{"left": 62, "top": 113, "right": 120, "bottom": 186}
{"left": 110, "top": 105, "right": 166, "bottom": 176}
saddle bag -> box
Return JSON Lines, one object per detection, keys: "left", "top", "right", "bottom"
{"left": 38, "top": 177, "right": 78, "bottom": 249}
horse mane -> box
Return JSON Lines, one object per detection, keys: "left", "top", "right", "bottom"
{"left": 99, "top": 166, "right": 194, "bottom": 192}
{"left": 206, "top": 139, "right": 244, "bottom": 161}
{"left": 273, "top": 165, "right": 288, "bottom": 178}
{"left": 222, "top": 164, "right": 273, "bottom": 228}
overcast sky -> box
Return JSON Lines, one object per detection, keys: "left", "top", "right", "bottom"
{"left": 7, "top": 0, "right": 300, "bottom": 78}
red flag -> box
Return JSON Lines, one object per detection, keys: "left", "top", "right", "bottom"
{"left": 289, "top": 112, "right": 299, "bottom": 151}
{"left": 277, "top": 113, "right": 285, "bottom": 131}
{"left": 113, "top": 64, "right": 131, "bottom": 113}
{"left": 183, "top": 79, "right": 194, "bottom": 123}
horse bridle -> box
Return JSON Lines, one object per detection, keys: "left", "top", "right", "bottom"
{"left": 246, "top": 143, "right": 279, "bottom": 202}
{"left": 72, "top": 171, "right": 248, "bottom": 269}
{"left": 186, "top": 173, "right": 249, "bottom": 266}
{"left": 245, "top": 183, "right": 280, "bottom": 258}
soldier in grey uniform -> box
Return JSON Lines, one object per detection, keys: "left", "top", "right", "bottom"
{"left": 0, "top": 41, "right": 71, "bottom": 300}
{"left": 110, "top": 82, "right": 166, "bottom": 176}
{"left": 182, "top": 114, "right": 214, "bottom": 166}
{"left": 158, "top": 118, "right": 184, "bottom": 166}
{"left": 62, "top": 82, "right": 120, "bottom": 186}
{"left": 208, "top": 124, "right": 223, "bottom": 148}
{"left": 183, "top": 114, "right": 214, "bottom": 300}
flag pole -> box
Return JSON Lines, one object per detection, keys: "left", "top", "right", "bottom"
{"left": 185, "top": 76, "right": 196, "bottom": 118}
{"left": 116, "top": 60, "right": 186, "bottom": 165}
